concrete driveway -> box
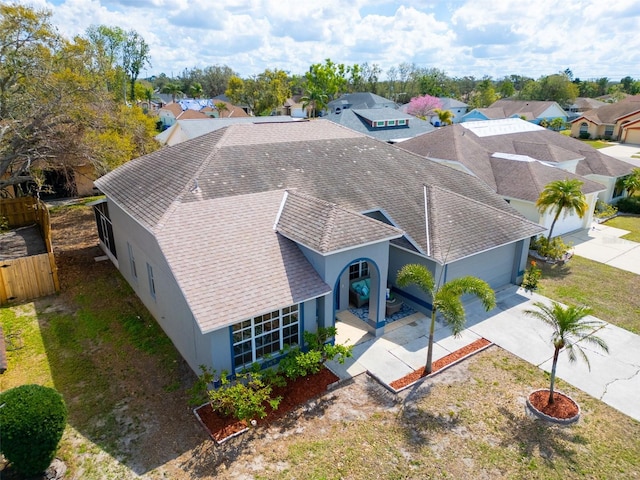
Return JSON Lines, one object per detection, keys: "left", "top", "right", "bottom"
{"left": 564, "top": 222, "right": 640, "bottom": 275}
{"left": 329, "top": 285, "right": 640, "bottom": 422}
{"left": 600, "top": 143, "right": 640, "bottom": 168}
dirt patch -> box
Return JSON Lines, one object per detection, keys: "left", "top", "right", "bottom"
{"left": 0, "top": 224, "right": 47, "bottom": 259}
{"left": 529, "top": 389, "right": 579, "bottom": 419}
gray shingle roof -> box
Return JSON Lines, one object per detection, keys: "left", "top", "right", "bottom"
{"left": 276, "top": 190, "right": 403, "bottom": 254}
{"left": 97, "top": 120, "right": 544, "bottom": 266}
{"left": 156, "top": 190, "right": 331, "bottom": 333}
{"left": 400, "top": 120, "right": 634, "bottom": 196}
{"left": 324, "top": 108, "right": 435, "bottom": 142}
{"left": 572, "top": 95, "right": 640, "bottom": 125}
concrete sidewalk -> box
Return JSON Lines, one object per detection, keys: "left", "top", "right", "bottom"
{"left": 328, "top": 286, "right": 640, "bottom": 422}
{"left": 600, "top": 143, "right": 640, "bottom": 168}
{"left": 564, "top": 222, "right": 640, "bottom": 275}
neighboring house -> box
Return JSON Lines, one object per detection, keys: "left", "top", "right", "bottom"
{"left": 94, "top": 120, "right": 543, "bottom": 375}
{"left": 401, "top": 118, "right": 633, "bottom": 237}
{"left": 461, "top": 100, "right": 569, "bottom": 125}
{"left": 158, "top": 100, "right": 249, "bottom": 129}
{"left": 437, "top": 97, "right": 468, "bottom": 124}
{"left": 565, "top": 97, "right": 607, "bottom": 119}
{"left": 325, "top": 92, "right": 435, "bottom": 142}
{"left": 155, "top": 116, "right": 302, "bottom": 146}
{"left": 570, "top": 95, "right": 640, "bottom": 143}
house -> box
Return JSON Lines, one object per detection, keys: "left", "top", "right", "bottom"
{"left": 400, "top": 119, "right": 633, "bottom": 237}
{"left": 565, "top": 97, "right": 607, "bottom": 119}
{"left": 93, "top": 120, "right": 543, "bottom": 375}
{"left": 570, "top": 95, "right": 640, "bottom": 143}
{"left": 155, "top": 116, "right": 302, "bottom": 146}
{"left": 436, "top": 97, "right": 468, "bottom": 124}
{"left": 324, "top": 92, "right": 435, "bottom": 142}
{"left": 461, "top": 100, "right": 569, "bottom": 125}
{"left": 157, "top": 100, "right": 249, "bottom": 129}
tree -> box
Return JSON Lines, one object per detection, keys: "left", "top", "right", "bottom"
{"left": 406, "top": 94, "right": 442, "bottom": 119}
{"left": 0, "top": 4, "right": 59, "bottom": 119}
{"left": 162, "top": 82, "right": 183, "bottom": 103}
{"left": 190, "top": 81, "right": 203, "bottom": 99}
{"left": 84, "top": 24, "right": 127, "bottom": 99}
{"left": 396, "top": 264, "right": 496, "bottom": 374}
{"left": 215, "top": 101, "right": 229, "bottom": 118}
{"left": 468, "top": 77, "right": 498, "bottom": 108}
{"left": 304, "top": 59, "right": 352, "bottom": 104}
{"left": 535, "top": 178, "right": 588, "bottom": 240}
{"left": 622, "top": 168, "right": 640, "bottom": 197}
{"left": 433, "top": 108, "right": 454, "bottom": 126}
{"left": 122, "top": 30, "right": 151, "bottom": 102}
{"left": 549, "top": 117, "right": 566, "bottom": 131}
{"left": 524, "top": 301, "right": 608, "bottom": 404}
{"left": 301, "top": 86, "right": 328, "bottom": 118}
{"left": 0, "top": 384, "right": 68, "bottom": 477}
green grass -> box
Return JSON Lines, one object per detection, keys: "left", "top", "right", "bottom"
{"left": 603, "top": 215, "right": 640, "bottom": 242}
{"left": 537, "top": 255, "right": 640, "bottom": 334}
{"left": 557, "top": 130, "right": 613, "bottom": 149}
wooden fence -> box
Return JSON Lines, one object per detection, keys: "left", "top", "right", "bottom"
{"left": 0, "top": 197, "right": 60, "bottom": 305}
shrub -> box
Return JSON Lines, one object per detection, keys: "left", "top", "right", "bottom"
{"left": 521, "top": 260, "right": 542, "bottom": 292}
{"left": 594, "top": 199, "right": 618, "bottom": 219}
{"left": 616, "top": 196, "right": 640, "bottom": 214}
{"left": 579, "top": 131, "right": 590, "bottom": 139}
{"left": 278, "top": 327, "right": 352, "bottom": 381}
{"left": 0, "top": 384, "right": 67, "bottom": 477}
{"left": 531, "top": 236, "right": 573, "bottom": 262}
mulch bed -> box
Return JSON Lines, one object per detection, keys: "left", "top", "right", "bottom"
{"left": 529, "top": 389, "right": 579, "bottom": 419}
{"left": 390, "top": 338, "right": 491, "bottom": 390}
{"left": 195, "top": 367, "right": 339, "bottom": 443}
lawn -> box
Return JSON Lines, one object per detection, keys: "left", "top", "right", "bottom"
{"left": 1, "top": 204, "right": 639, "bottom": 479}
{"left": 558, "top": 130, "right": 614, "bottom": 149}
{"left": 603, "top": 215, "right": 640, "bottom": 242}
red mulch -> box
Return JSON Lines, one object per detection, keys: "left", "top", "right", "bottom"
{"left": 195, "top": 367, "right": 339, "bottom": 443}
{"left": 529, "top": 390, "right": 579, "bottom": 419}
{"left": 390, "top": 338, "right": 491, "bottom": 390}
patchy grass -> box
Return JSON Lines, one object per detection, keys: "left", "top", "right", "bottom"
{"left": 603, "top": 215, "right": 640, "bottom": 242}
{"left": 537, "top": 255, "right": 640, "bottom": 334}
{"left": 216, "top": 348, "right": 640, "bottom": 479}
{"left": 583, "top": 139, "right": 615, "bottom": 149}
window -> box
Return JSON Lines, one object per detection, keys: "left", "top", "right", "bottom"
{"left": 376, "top": 121, "right": 386, "bottom": 127}
{"left": 398, "top": 119, "right": 407, "bottom": 126}
{"left": 232, "top": 304, "right": 300, "bottom": 370}
{"left": 147, "top": 263, "right": 156, "bottom": 299}
{"left": 579, "top": 122, "right": 588, "bottom": 133}
{"left": 604, "top": 125, "right": 614, "bottom": 137}
{"left": 387, "top": 120, "right": 396, "bottom": 126}
{"left": 349, "top": 261, "right": 369, "bottom": 280}
{"left": 127, "top": 243, "right": 137, "bottom": 280}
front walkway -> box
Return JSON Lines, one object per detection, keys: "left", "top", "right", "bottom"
{"left": 327, "top": 285, "right": 640, "bottom": 422}
{"left": 564, "top": 222, "right": 640, "bottom": 275}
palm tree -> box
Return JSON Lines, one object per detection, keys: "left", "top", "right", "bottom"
{"left": 214, "top": 101, "right": 229, "bottom": 118}
{"left": 622, "top": 168, "right": 640, "bottom": 197}
{"left": 433, "top": 108, "right": 454, "bottom": 126}
{"left": 190, "top": 82, "right": 203, "bottom": 99}
{"left": 396, "top": 264, "right": 496, "bottom": 374}
{"left": 162, "top": 83, "right": 182, "bottom": 103}
{"left": 524, "top": 301, "right": 608, "bottom": 404}
{"left": 535, "top": 178, "right": 588, "bottom": 240}
{"left": 301, "top": 87, "right": 328, "bottom": 118}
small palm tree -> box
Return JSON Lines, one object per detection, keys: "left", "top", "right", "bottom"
{"left": 524, "top": 301, "right": 608, "bottom": 404}
{"left": 536, "top": 178, "right": 588, "bottom": 240}
{"left": 622, "top": 168, "right": 640, "bottom": 197}
{"left": 301, "top": 87, "right": 328, "bottom": 118}
{"left": 396, "top": 264, "right": 496, "bottom": 374}
{"left": 162, "top": 82, "right": 183, "bottom": 103}
{"left": 433, "top": 108, "right": 454, "bottom": 126}
{"left": 215, "top": 101, "right": 229, "bottom": 118}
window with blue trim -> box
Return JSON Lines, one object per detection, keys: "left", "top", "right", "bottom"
{"left": 349, "top": 261, "right": 369, "bottom": 280}
{"left": 232, "top": 304, "right": 299, "bottom": 370}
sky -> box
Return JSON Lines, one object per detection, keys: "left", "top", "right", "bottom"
{"left": 18, "top": 0, "right": 640, "bottom": 82}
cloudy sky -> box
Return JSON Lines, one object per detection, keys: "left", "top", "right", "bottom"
{"left": 19, "top": 0, "right": 640, "bottom": 81}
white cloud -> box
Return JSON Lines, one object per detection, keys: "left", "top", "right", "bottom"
{"left": 13, "top": 0, "right": 640, "bottom": 81}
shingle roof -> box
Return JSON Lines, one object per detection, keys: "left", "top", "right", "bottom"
{"left": 400, "top": 119, "right": 633, "bottom": 204}
{"left": 425, "top": 184, "right": 543, "bottom": 262}
{"left": 572, "top": 95, "right": 640, "bottom": 125}
{"left": 276, "top": 190, "right": 403, "bottom": 254}
{"left": 488, "top": 100, "right": 566, "bottom": 118}
{"left": 96, "top": 120, "right": 544, "bottom": 265}
{"left": 328, "top": 92, "right": 397, "bottom": 110}
{"left": 490, "top": 155, "right": 605, "bottom": 202}
{"left": 324, "top": 108, "right": 435, "bottom": 142}
{"left": 156, "top": 190, "right": 331, "bottom": 333}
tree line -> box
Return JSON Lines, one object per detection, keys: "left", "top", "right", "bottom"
{"left": 149, "top": 61, "right": 640, "bottom": 118}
